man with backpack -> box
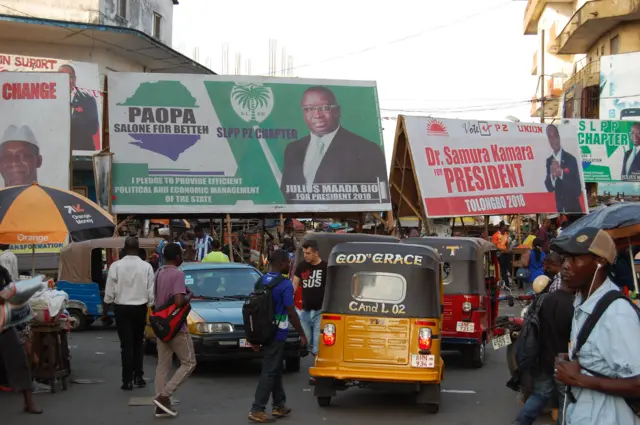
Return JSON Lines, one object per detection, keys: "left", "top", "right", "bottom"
{"left": 243, "top": 250, "right": 307, "bottom": 423}
{"left": 512, "top": 272, "right": 574, "bottom": 425}
{"left": 152, "top": 243, "right": 196, "bottom": 418}
{"left": 553, "top": 227, "right": 640, "bottom": 425}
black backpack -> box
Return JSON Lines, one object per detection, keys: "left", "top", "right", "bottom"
{"left": 242, "top": 275, "right": 285, "bottom": 345}
{"left": 514, "top": 293, "right": 548, "bottom": 373}
{"left": 571, "top": 290, "right": 640, "bottom": 416}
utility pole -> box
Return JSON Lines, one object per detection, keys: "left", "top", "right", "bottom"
{"left": 540, "top": 29, "right": 545, "bottom": 124}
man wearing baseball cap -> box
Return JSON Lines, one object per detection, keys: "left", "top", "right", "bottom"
{"left": 0, "top": 125, "right": 42, "bottom": 187}
{"left": 552, "top": 227, "right": 640, "bottom": 425}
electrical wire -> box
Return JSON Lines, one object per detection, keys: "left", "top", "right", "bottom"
{"left": 257, "top": 1, "right": 513, "bottom": 76}
{"left": 379, "top": 92, "right": 640, "bottom": 115}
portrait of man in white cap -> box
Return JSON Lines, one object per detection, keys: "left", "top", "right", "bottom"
{"left": 0, "top": 125, "right": 42, "bottom": 187}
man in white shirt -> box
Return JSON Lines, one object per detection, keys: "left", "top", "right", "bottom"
{"left": 0, "top": 244, "right": 19, "bottom": 280}
{"left": 102, "top": 237, "right": 155, "bottom": 391}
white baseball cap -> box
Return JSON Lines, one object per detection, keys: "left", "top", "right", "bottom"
{"left": 0, "top": 125, "right": 39, "bottom": 148}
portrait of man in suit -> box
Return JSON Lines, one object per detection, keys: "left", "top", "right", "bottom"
{"left": 59, "top": 64, "right": 100, "bottom": 152}
{"left": 543, "top": 124, "right": 584, "bottom": 213}
{"left": 621, "top": 122, "right": 640, "bottom": 180}
{"left": 280, "top": 86, "right": 388, "bottom": 203}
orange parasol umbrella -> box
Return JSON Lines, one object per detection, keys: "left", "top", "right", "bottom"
{"left": 0, "top": 184, "right": 114, "bottom": 273}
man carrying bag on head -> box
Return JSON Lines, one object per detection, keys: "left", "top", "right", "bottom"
{"left": 151, "top": 243, "right": 196, "bottom": 418}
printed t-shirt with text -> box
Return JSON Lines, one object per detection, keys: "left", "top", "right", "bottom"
{"left": 294, "top": 260, "right": 328, "bottom": 311}
{"left": 261, "top": 272, "right": 293, "bottom": 342}
{"left": 155, "top": 265, "right": 188, "bottom": 332}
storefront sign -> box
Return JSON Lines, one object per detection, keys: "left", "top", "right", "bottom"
{"left": 108, "top": 73, "right": 389, "bottom": 213}
{"left": 562, "top": 119, "right": 640, "bottom": 182}
{"left": 401, "top": 117, "right": 587, "bottom": 217}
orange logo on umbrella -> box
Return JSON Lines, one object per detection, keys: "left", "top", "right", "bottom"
{"left": 65, "top": 204, "right": 85, "bottom": 214}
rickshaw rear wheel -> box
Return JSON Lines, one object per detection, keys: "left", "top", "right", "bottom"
{"left": 317, "top": 396, "right": 331, "bottom": 407}
{"left": 468, "top": 341, "right": 485, "bottom": 368}
{"left": 68, "top": 309, "right": 87, "bottom": 332}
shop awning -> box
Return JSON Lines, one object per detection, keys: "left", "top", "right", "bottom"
{"left": 0, "top": 14, "right": 215, "bottom": 75}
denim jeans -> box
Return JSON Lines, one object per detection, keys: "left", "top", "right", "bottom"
{"left": 300, "top": 309, "right": 322, "bottom": 355}
{"left": 515, "top": 373, "right": 563, "bottom": 425}
{"left": 251, "top": 341, "right": 286, "bottom": 413}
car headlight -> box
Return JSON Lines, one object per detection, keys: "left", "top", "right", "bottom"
{"left": 195, "top": 322, "right": 234, "bottom": 334}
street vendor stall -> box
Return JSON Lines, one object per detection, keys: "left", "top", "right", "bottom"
{"left": 0, "top": 183, "right": 115, "bottom": 393}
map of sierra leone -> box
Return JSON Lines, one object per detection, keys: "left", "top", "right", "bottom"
{"left": 118, "top": 81, "right": 201, "bottom": 161}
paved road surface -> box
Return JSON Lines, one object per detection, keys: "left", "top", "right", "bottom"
{"left": 1, "top": 307, "right": 555, "bottom": 424}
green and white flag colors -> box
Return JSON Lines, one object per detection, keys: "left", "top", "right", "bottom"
{"left": 108, "top": 73, "right": 389, "bottom": 214}
{"left": 562, "top": 119, "right": 640, "bottom": 182}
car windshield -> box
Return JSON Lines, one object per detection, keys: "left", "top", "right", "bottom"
{"left": 183, "top": 268, "right": 261, "bottom": 300}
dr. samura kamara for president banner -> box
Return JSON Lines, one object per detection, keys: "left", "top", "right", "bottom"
{"left": 425, "top": 144, "right": 534, "bottom": 194}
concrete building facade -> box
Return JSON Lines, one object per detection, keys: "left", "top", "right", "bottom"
{"left": 524, "top": 0, "right": 640, "bottom": 121}
{"left": 1, "top": 0, "right": 176, "bottom": 46}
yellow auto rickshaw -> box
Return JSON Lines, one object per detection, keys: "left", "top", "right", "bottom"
{"left": 310, "top": 241, "right": 444, "bottom": 413}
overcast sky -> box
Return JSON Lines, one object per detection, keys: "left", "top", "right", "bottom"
{"left": 173, "top": 0, "right": 538, "bottom": 169}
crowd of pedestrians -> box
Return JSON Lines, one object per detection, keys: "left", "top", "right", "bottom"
{"left": 512, "top": 227, "right": 640, "bottom": 425}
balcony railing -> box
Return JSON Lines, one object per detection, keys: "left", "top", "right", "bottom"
{"left": 553, "top": 0, "right": 640, "bottom": 54}
{"left": 563, "top": 60, "right": 600, "bottom": 91}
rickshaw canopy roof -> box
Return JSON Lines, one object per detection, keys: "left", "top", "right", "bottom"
{"left": 402, "top": 236, "right": 495, "bottom": 262}
{"left": 58, "top": 237, "right": 162, "bottom": 283}
{"left": 294, "top": 233, "right": 398, "bottom": 268}
{"left": 323, "top": 241, "right": 442, "bottom": 317}
{"left": 328, "top": 241, "right": 440, "bottom": 270}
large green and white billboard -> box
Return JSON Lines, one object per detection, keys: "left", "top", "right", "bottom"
{"left": 108, "top": 73, "right": 389, "bottom": 213}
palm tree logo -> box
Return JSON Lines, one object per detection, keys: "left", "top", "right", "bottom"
{"left": 230, "top": 83, "right": 274, "bottom": 124}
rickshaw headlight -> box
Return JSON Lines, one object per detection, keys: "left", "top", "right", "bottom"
{"left": 462, "top": 302, "right": 472, "bottom": 312}
{"left": 322, "top": 323, "right": 336, "bottom": 346}
{"left": 418, "top": 328, "right": 432, "bottom": 350}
